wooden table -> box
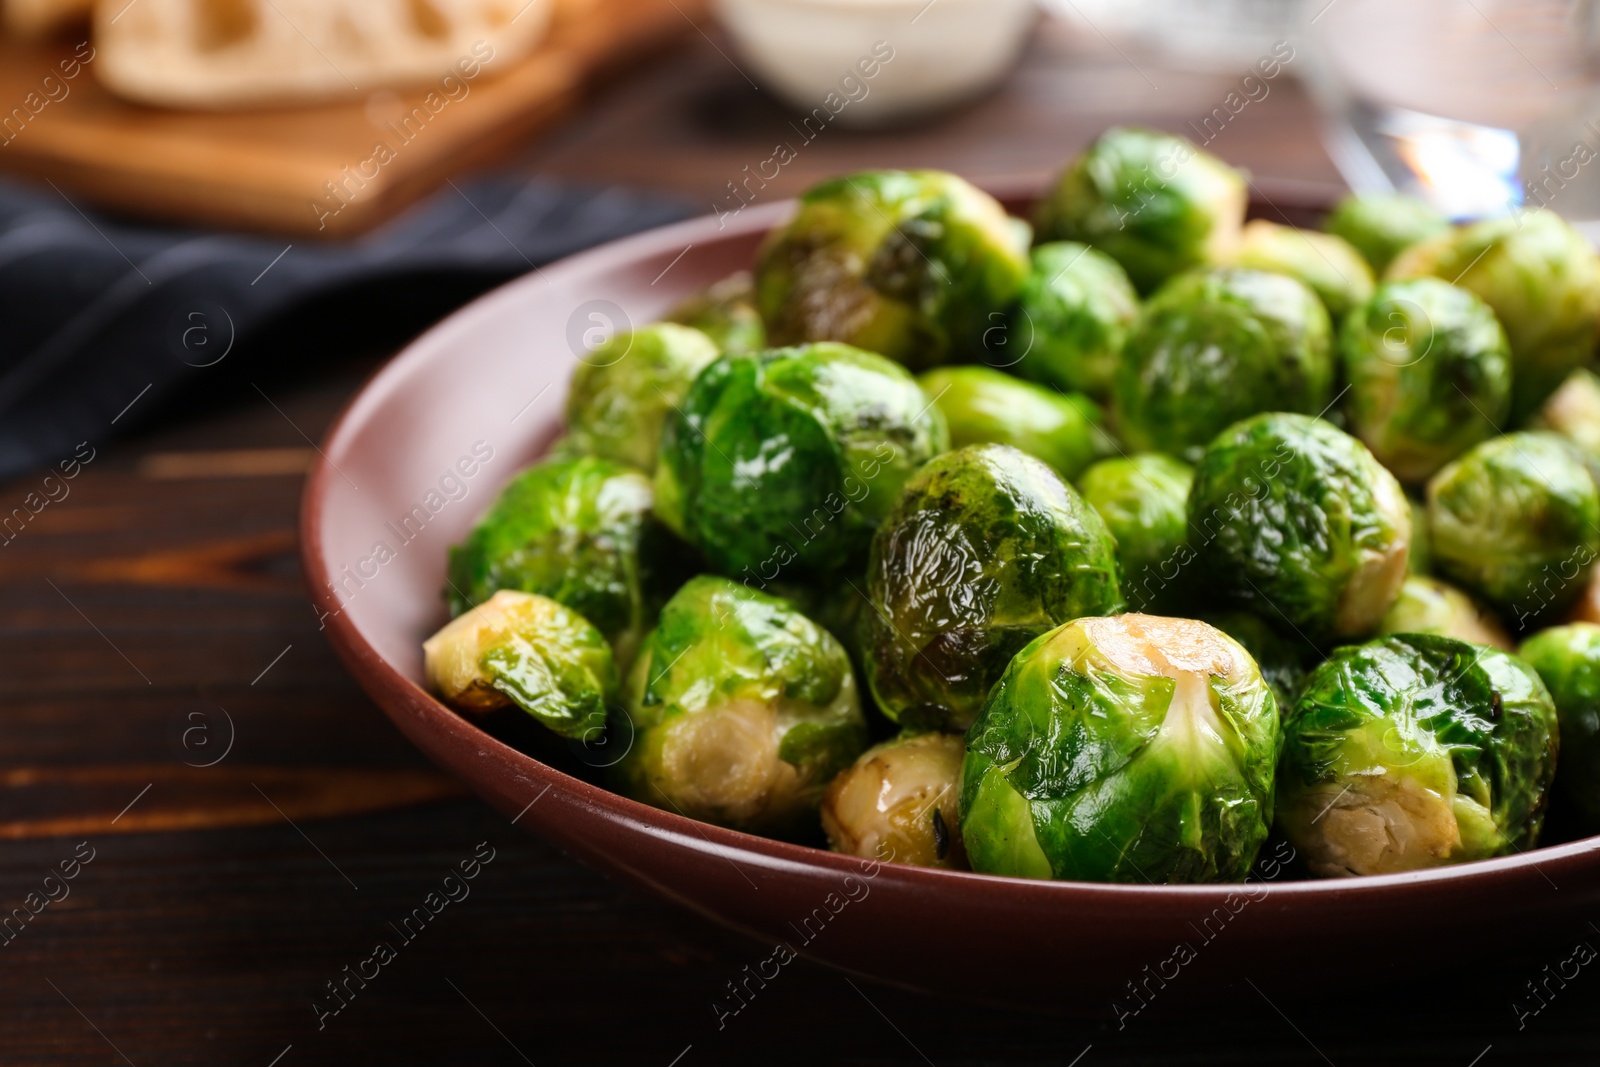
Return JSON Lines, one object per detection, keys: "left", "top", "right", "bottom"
{"left": 6, "top": 16, "right": 1594, "bottom": 1065}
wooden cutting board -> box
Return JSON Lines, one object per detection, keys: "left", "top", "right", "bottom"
{"left": 0, "top": 0, "right": 707, "bottom": 237}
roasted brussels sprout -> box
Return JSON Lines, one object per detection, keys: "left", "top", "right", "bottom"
{"left": 616, "top": 576, "right": 868, "bottom": 834}
{"left": 1113, "top": 268, "right": 1333, "bottom": 461}
{"left": 1077, "top": 453, "right": 1193, "bottom": 613}
{"left": 1531, "top": 368, "right": 1600, "bottom": 486}
{"left": 563, "top": 322, "right": 721, "bottom": 473}
{"left": 918, "top": 365, "right": 1109, "bottom": 480}
{"left": 1230, "top": 220, "right": 1375, "bottom": 319}
{"left": 1388, "top": 208, "right": 1600, "bottom": 418}
{"left": 424, "top": 590, "right": 618, "bottom": 739}
{"left": 1189, "top": 413, "right": 1410, "bottom": 642}
{"left": 821, "top": 732, "right": 966, "bottom": 869}
{"left": 1008, "top": 241, "right": 1140, "bottom": 396}
{"left": 665, "top": 271, "right": 766, "bottom": 355}
{"left": 1376, "top": 575, "right": 1512, "bottom": 650}
{"left": 1278, "top": 633, "right": 1557, "bottom": 876}
{"left": 1408, "top": 496, "right": 1432, "bottom": 575}
{"left": 1426, "top": 432, "right": 1600, "bottom": 625}
{"left": 1034, "top": 127, "right": 1247, "bottom": 293}
{"left": 1338, "top": 278, "right": 1512, "bottom": 484}
{"left": 961, "top": 613, "right": 1280, "bottom": 882}
{"left": 1519, "top": 623, "right": 1600, "bottom": 827}
{"left": 655, "top": 343, "right": 948, "bottom": 578}
{"left": 864, "top": 444, "right": 1121, "bottom": 732}
{"left": 446, "top": 456, "right": 680, "bottom": 666}
{"left": 755, "top": 170, "right": 1029, "bottom": 369}
{"left": 1322, "top": 192, "right": 1449, "bottom": 275}
{"left": 1203, "top": 611, "right": 1309, "bottom": 710}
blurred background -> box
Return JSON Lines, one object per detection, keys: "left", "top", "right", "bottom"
{"left": 3, "top": 0, "right": 1599, "bottom": 1063}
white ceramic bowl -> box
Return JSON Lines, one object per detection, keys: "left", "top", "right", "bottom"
{"left": 713, "top": 0, "right": 1037, "bottom": 126}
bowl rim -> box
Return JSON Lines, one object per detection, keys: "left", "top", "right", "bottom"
{"left": 300, "top": 182, "right": 1600, "bottom": 906}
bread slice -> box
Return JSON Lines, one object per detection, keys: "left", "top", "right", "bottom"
{"left": 5, "top": 0, "right": 94, "bottom": 38}
{"left": 94, "top": 0, "right": 553, "bottom": 108}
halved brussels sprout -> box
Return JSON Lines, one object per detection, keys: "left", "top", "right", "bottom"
{"left": 1113, "top": 268, "right": 1333, "bottom": 462}
{"left": 755, "top": 170, "right": 1029, "bottom": 369}
{"left": 1009, "top": 241, "right": 1140, "bottom": 396}
{"left": 1203, "top": 611, "right": 1309, "bottom": 711}
{"left": 821, "top": 732, "right": 966, "bottom": 869}
{"left": 446, "top": 456, "right": 681, "bottom": 666}
{"left": 1338, "top": 278, "right": 1512, "bottom": 484}
{"left": 1278, "top": 633, "right": 1557, "bottom": 876}
{"left": 961, "top": 613, "right": 1280, "bottom": 882}
{"left": 1531, "top": 368, "right": 1600, "bottom": 486}
{"left": 1230, "top": 220, "right": 1375, "bottom": 320}
{"left": 1322, "top": 192, "right": 1449, "bottom": 275}
{"left": 1189, "top": 413, "right": 1411, "bottom": 643}
{"left": 1376, "top": 575, "right": 1512, "bottom": 650}
{"left": 918, "top": 365, "right": 1110, "bottom": 480}
{"left": 564, "top": 322, "right": 721, "bottom": 473}
{"left": 615, "top": 575, "right": 868, "bottom": 834}
{"left": 655, "top": 343, "right": 949, "bottom": 578}
{"left": 1034, "top": 127, "right": 1247, "bottom": 293}
{"left": 1388, "top": 208, "right": 1600, "bottom": 418}
{"left": 665, "top": 271, "right": 766, "bottom": 355}
{"left": 1077, "top": 453, "right": 1193, "bottom": 614}
{"left": 864, "top": 444, "right": 1122, "bottom": 732}
{"left": 424, "top": 590, "right": 618, "bottom": 740}
{"left": 1519, "top": 623, "right": 1600, "bottom": 827}
{"left": 1426, "top": 432, "right": 1600, "bottom": 625}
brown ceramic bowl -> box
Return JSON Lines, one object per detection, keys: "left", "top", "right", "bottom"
{"left": 302, "top": 183, "right": 1600, "bottom": 1013}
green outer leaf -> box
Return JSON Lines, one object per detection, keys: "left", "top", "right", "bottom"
{"left": 1426, "top": 431, "right": 1600, "bottom": 623}
{"left": 665, "top": 272, "right": 767, "bottom": 355}
{"left": 1078, "top": 453, "right": 1193, "bottom": 614}
{"left": 1279, "top": 633, "right": 1558, "bottom": 869}
{"left": 478, "top": 610, "right": 618, "bottom": 740}
{"left": 1520, "top": 623, "right": 1600, "bottom": 827}
{"left": 564, "top": 323, "right": 721, "bottom": 473}
{"left": 1231, "top": 221, "right": 1374, "bottom": 320}
{"left": 1339, "top": 278, "right": 1511, "bottom": 484}
{"left": 1009, "top": 241, "right": 1140, "bottom": 396}
{"left": 864, "top": 444, "right": 1123, "bottom": 732}
{"left": 1188, "top": 412, "right": 1409, "bottom": 643}
{"left": 918, "top": 365, "right": 1107, "bottom": 480}
{"left": 755, "top": 169, "right": 1029, "bottom": 368}
{"left": 1113, "top": 267, "right": 1333, "bottom": 462}
{"left": 655, "top": 343, "right": 948, "bottom": 577}
{"left": 1322, "top": 192, "right": 1448, "bottom": 275}
{"left": 960, "top": 616, "right": 1280, "bottom": 883}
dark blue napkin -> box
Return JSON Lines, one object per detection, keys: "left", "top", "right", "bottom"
{"left": 0, "top": 176, "right": 692, "bottom": 478}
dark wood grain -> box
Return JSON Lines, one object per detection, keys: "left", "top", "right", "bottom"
{"left": 5, "top": 18, "right": 1595, "bottom": 1066}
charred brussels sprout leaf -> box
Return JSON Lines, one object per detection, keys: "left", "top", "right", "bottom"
{"left": 755, "top": 170, "right": 1029, "bottom": 369}
{"left": 1189, "top": 413, "right": 1411, "bottom": 642}
{"left": 918, "top": 365, "right": 1110, "bottom": 480}
{"left": 1519, "top": 624, "right": 1600, "bottom": 828}
{"left": 1278, "top": 634, "right": 1557, "bottom": 876}
{"left": 864, "top": 444, "right": 1123, "bottom": 732}
{"left": 615, "top": 576, "right": 868, "bottom": 834}
{"left": 655, "top": 343, "right": 948, "bottom": 578}
{"left": 1203, "top": 611, "right": 1309, "bottom": 711}
{"left": 1388, "top": 208, "right": 1600, "bottom": 418}
{"left": 1077, "top": 453, "right": 1193, "bottom": 614}
{"left": 1426, "top": 432, "right": 1600, "bottom": 625}
{"left": 424, "top": 590, "right": 618, "bottom": 739}
{"left": 822, "top": 732, "right": 967, "bottom": 869}
{"left": 564, "top": 323, "right": 721, "bottom": 473}
{"left": 1230, "top": 220, "right": 1375, "bottom": 320}
{"left": 665, "top": 271, "right": 767, "bottom": 355}
{"left": 1339, "top": 278, "right": 1512, "bottom": 484}
{"left": 446, "top": 455, "right": 681, "bottom": 666}
{"left": 1009, "top": 241, "right": 1140, "bottom": 396}
{"left": 1377, "top": 575, "right": 1512, "bottom": 650}
{"left": 1531, "top": 368, "right": 1600, "bottom": 487}
{"left": 1034, "top": 127, "right": 1247, "bottom": 293}
{"left": 1322, "top": 192, "right": 1449, "bottom": 275}
{"left": 1113, "top": 268, "right": 1333, "bottom": 462}
{"left": 960, "top": 614, "right": 1280, "bottom": 882}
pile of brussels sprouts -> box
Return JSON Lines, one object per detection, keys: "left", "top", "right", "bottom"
{"left": 424, "top": 126, "right": 1600, "bottom": 884}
